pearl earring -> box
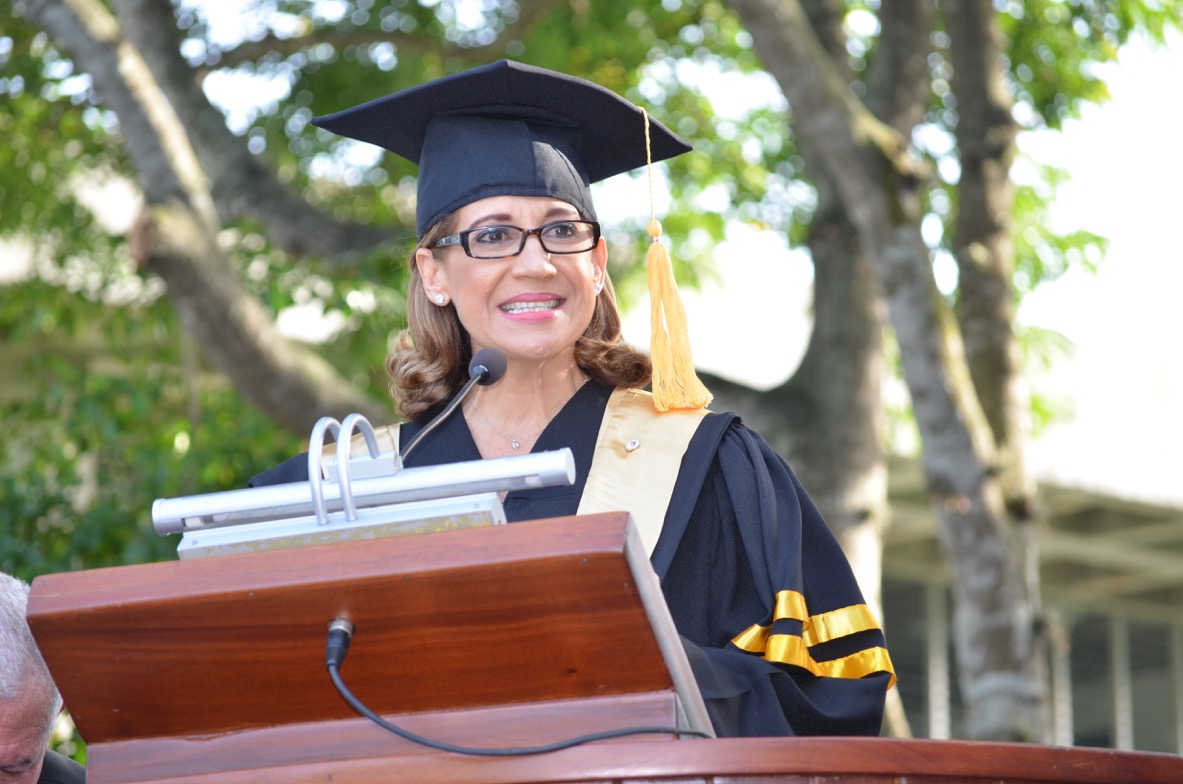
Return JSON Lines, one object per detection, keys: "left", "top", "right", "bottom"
{"left": 434, "top": 293, "right": 445, "bottom": 305}
{"left": 594, "top": 280, "right": 604, "bottom": 294}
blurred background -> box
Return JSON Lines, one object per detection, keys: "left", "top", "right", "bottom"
{"left": 4, "top": 0, "right": 1181, "bottom": 756}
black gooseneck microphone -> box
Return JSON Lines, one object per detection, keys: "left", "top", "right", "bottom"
{"left": 398, "top": 347, "right": 507, "bottom": 463}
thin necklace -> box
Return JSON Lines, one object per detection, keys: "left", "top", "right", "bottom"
{"left": 470, "top": 375, "right": 587, "bottom": 450}
{"left": 470, "top": 398, "right": 546, "bottom": 450}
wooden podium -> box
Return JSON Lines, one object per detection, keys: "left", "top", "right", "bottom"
{"left": 27, "top": 512, "right": 711, "bottom": 783}
{"left": 28, "top": 511, "right": 1183, "bottom": 784}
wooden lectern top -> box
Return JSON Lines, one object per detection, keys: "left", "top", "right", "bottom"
{"left": 28, "top": 513, "right": 709, "bottom": 782}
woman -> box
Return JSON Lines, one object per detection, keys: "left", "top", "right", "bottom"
{"left": 252, "top": 59, "right": 895, "bottom": 737}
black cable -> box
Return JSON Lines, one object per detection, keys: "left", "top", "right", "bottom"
{"left": 324, "top": 618, "right": 710, "bottom": 756}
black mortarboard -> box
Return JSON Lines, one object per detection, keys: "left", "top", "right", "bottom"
{"left": 311, "top": 59, "right": 692, "bottom": 236}
{"left": 315, "top": 59, "right": 711, "bottom": 412}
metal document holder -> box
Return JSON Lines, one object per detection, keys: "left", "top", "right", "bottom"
{"left": 152, "top": 413, "right": 576, "bottom": 559}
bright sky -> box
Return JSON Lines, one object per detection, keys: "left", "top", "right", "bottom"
{"left": 621, "top": 32, "right": 1183, "bottom": 505}
{"left": 1019, "top": 31, "right": 1183, "bottom": 505}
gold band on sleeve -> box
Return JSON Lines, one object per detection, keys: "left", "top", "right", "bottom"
{"left": 732, "top": 590, "right": 897, "bottom": 688}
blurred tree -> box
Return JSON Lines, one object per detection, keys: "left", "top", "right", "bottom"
{"left": 5, "top": 0, "right": 1179, "bottom": 743}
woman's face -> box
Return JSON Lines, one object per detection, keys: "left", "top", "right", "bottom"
{"left": 416, "top": 195, "right": 607, "bottom": 367}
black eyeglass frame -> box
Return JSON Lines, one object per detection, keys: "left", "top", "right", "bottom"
{"left": 431, "top": 220, "right": 602, "bottom": 259}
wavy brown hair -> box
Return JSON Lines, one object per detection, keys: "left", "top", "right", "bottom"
{"left": 387, "top": 213, "right": 652, "bottom": 420}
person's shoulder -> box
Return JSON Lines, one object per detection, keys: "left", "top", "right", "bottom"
{"left": 38, "top": 749, "right": 85, "bottom": 784}
{"left": 696, "top": 408, "right": 794, "bottom": 476}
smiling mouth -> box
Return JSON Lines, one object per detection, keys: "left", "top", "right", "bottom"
{"left": 501, "top": 299, "right": 562, "bottom": 314}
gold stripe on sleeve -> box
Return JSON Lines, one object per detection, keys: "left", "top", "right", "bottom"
{"left": 771, "top": 590, "right": 884, "bottom": 645}
{"left": 731, "top": 590, "right": 897, "bottom": 688}
{"left": 806, "top": 603, "right": 885, "bottom": 646}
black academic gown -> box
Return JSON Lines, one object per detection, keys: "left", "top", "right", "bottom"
{"left": 251, "top": 379, "right": 892, "bottom": 737}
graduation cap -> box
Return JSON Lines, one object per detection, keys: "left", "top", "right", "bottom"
{"left": 313, "top": 59, "right": 711, "bottom": 411}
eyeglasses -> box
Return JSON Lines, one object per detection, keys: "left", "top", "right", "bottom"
{"left": 432, "top": 220, "right": 601, "bottom": 259}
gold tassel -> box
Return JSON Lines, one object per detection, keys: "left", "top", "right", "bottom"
{"left": 642, "top": 110, "right": 712, "bottom": 412}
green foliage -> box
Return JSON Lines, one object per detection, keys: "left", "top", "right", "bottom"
{"left": 1012, "top": 163, "right": 1106, "bottom": 294}
{"left": 1001, "top": 0, "right": 1183, "bottom": 130}
{"left": 222, "top": 222, "right": 410, "bottom": 401}
{"left": 0, "top": 266, "right": 301, "bottom": 580}
{"left": 0, "top": 11, "right": 128, "bottom": 258}
{"left": 1020, "top": 323, "right": 1077, "bottom": 437}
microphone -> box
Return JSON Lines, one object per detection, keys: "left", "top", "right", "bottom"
{"left": 399, "top": 348, "right": 506, "bottom": 462}
{"left": 468, "top": 347, "right": 507, "bottom": 386}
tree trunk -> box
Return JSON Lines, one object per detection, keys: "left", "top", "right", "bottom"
{"left": 26, "top": 0, "right": 386, "bottom": 435}
{"left": 729, "top": 0, "right": 1046, "bottom": 740}
{"left": 111, "top": 0, "right": 395, "bottom": 260}
{"left": 945, "top": 0, "right": 1047, "bottom": 740}
{"left": 130, "top": 200, "right": 388, "bottom": 433}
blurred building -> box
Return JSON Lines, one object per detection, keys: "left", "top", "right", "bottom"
{"left": 883, "top": 456, "right": 1183, "bottom": 753}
